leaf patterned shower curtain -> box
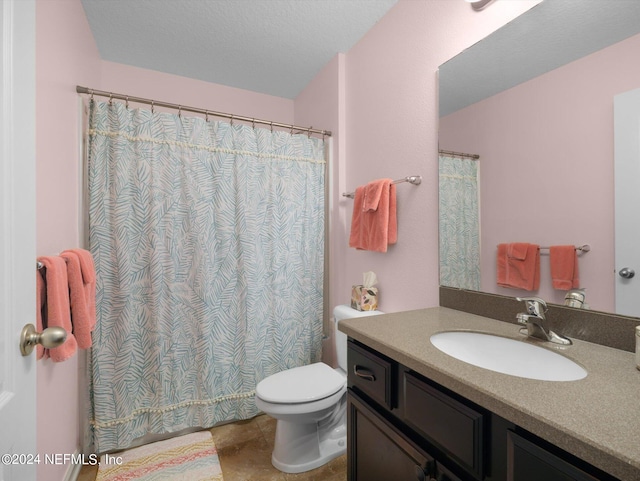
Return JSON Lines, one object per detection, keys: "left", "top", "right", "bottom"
{"left": 439, "top": 155, "right": 480, "bottom": 290}
{"left": 87, "top": 100, "right": 325, "bottom": 452}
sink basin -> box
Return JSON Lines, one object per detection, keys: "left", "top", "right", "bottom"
{"left": 430, "top": 331, "right": 587, "bottom": 381}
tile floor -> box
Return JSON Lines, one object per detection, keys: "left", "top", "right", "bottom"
{"left": 77, "top": 415, "right": 347, "bottom": 481}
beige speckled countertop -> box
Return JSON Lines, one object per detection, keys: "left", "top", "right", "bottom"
{"left": 338, "top": 307, "right": 640, "bottom": 481}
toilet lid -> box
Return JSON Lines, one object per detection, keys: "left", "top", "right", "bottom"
{"left": 256, "top": 362, "right": 346, "bottom": 404}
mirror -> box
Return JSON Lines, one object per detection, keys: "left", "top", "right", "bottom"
{"left": 438, "top": 0, "right": 640, "bottom": 316}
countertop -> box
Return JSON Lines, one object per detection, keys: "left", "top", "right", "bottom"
{"left": 338, "top": 307, "right": 640, "bottom": 481}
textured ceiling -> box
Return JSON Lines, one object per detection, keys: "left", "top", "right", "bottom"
{"left": 439, "top": 0, "right": 640, "bottom": 117}
{"left": 81, "top": 0, "right": 397, "bottom": 99}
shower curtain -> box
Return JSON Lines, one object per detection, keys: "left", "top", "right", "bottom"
{"left": 87, "top": 100, "right": 325, "bottom": 452}
{"left": 439, "top": 154, "right": 480, "bottom": 290}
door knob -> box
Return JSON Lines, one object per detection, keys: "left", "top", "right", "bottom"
{"left": 619, "top": 268, "right": 635, "bottom": 279}
{"left": 20, "top": 324, "right": 67, "bottom": 356}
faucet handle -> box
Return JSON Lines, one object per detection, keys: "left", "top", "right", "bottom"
{"left": 516, "top": 297, "right": 548, "bottom": 317}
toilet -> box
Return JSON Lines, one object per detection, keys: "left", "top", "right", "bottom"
{"left": 255, "top": 305, "right": 383, "bottom": 473}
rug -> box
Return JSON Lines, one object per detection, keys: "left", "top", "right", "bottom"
{"left": 96, "top": 431, "right": 224, "bottom": 481}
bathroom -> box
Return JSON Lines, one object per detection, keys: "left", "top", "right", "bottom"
{"left": 3, "top": 0, "right": 640, "bottom": 479}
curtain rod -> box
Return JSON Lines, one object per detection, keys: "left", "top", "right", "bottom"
{"left": 439, "top": 149, "right": 480, "bottom": 160}
{"left": 76, "top": 86, "right": 332, "bottom": 138}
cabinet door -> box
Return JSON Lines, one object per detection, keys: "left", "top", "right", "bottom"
{"left": 507, "top": 431, "right": 603, "bottom": 481}
{"left": 348, "top": 391, "right": 434, "bottom": 481}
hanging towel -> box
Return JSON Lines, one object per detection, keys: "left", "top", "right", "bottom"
{"left": 349, "top": 179, "right": 397, "bottom": 252}
{"left": 496, "top": 243, "right": 540, "bottom": 291}
{"left": 61, "top": 249, "right": 97, "bottom": 349}
{"left": 36, "top": 270, "right": 47, "bottom": 360}
{"left": 549, "top": 245, "right": 579, "bottom": 290}
{"left": 37, "top": 256, "right": 77, "bottom": 362}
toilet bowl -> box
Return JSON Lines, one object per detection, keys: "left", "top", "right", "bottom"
{"left": 254, "top": 305, "right": 383, "bottom": 474}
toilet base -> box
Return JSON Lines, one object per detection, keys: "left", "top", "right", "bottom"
{"left": 271, "top": 399, "right": 346, "bottom": 474}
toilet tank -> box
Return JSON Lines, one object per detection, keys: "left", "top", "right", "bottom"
{"left": 333, "top": 305, "right": 384, "bottom": 371}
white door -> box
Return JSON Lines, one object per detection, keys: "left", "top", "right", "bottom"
{"left": 0, "top": 1, "right": 36, "bottom": 480}
{"left": 614, "top": 88, "right": 640, "bottom": 317}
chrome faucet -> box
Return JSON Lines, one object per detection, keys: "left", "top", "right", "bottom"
{"left": 516, "top": 297, "right": 572, "bottom": 345}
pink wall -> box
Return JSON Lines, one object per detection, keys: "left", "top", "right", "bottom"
{"left": 36, "top": 1, "right": 101, "bottom": 480}
{"left": 440, "top": 32, "right": 640, "bottom": 312}
{"left": 99, "top": 62, "right": 294, "bottom": 124}
{"left": 294, "top": 54, "right": 345, "bottom": 324}
{"left": 334, "top": 0, "right": 541, "bottom": 313}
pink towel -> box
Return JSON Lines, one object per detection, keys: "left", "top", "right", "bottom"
{"left": 36, "top": 271, "right": 47, "bottom": 360}
{"left": 497, "top": 243, "right": 540, "bottom": 291}
{"left": 37, "top": 256, "right": 77, "bottom": 362}
{"left": 61, "top": 249, "right": 97, "bottom": 349}
{"left": 349, "top": 179, "right": 397, "bottom": 253}
{"left": 549, "top": 245, "right": 579, "bottom": 290}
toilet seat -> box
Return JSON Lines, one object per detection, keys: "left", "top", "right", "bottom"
{"left": 256, "top": 362, "right": 345, "bottom": 404}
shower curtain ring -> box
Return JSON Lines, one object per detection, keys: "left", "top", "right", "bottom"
{"left": 178, "top": 105, "right": 182, "bottom": 118}
{"left": 108, "top": 92, "right": 113, "bottom": 106}
{"left": 290, "top": 125, "right": 294, "bottom": 134}
{"left": 151, "top": 100, "right": 155, "bottom": 114}
{"left": 125, "top": 96, "right": 129, "bottom": 110}
{"left": 252, "top": 119, "right": 256, "bottom": 130}
{"left": 90, "top": 89, "right": 94, "bottom": 102}
{"left": 205, "top": 111, "right": 209, "bottom": 122}
{"left": 230, "top": 114, "right": 234, "bottom": 126}
{"left": 307, "top": 126, "right": 312, "bottom": 138}
{"left": 270, "top": 121, "right": 273, "bottom": 133}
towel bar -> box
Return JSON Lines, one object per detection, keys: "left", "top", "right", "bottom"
{"left": 495, "top": 244, "right": 590, "bottom": 254}
{"left": 343, "top": 175, "right": 422, "bottom": 199}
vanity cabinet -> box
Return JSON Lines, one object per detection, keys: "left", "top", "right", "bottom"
{"left": 346, "top": 339, "right": 619, "bottom": 481}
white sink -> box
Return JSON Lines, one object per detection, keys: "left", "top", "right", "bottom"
{"left": 430, "top": 331, "right": 587, "bottom": 381}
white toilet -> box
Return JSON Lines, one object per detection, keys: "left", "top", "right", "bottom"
{"left": 255, "top": 305, "right": 383, "bottom": 474}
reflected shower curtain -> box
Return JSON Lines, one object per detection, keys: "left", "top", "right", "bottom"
{"left": 87, "top": 100, "right": 325, "bottom": 452}
{"left": 439, "top": 155, "right": 480, "bottom": 290}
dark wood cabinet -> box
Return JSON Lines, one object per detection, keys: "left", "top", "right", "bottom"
{"left": 347, "top": 339, "right": 619, "bottom": 481}
{"left": 506, "top": 431, "right": 614, "bottom": 481}
{"left": 348, "top": 391, "right": 435, "bottom": 481}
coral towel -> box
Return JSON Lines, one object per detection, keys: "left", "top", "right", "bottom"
{"left": 61, "top": 249, "right": 97, "bottom": 349}
{"left": 37, "top": 256, "right": 77, "bottom": 362}
{"left": 36, "top": 271, "right": 47, "bottom": 360}
{"left": 349, "top": 179, "right": 397, "bottom": 252}
{"left": 549, "top": 245, "right": 579, "bottom": 290}
{"left": 496, "top": 243, "right": 540, "bottom": 291}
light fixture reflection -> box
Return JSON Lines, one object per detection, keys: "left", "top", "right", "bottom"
{"left": 466, "top": 0, "right": 495, "bottom": 11}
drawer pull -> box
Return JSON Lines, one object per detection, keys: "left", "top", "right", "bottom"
{"left": 354, "top": 365, "right": 376, "bottom": 381}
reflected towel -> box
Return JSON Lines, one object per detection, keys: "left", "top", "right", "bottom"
{"left": 497, "top": 243, "right": 540, "bottom": 291}
{"left": 37, "top": 256, "right": 77, "bottom": 362}
{"left": 61, "top": 249, "right": 97, "bottom": 349}
{"left": 550, "top": 245, "right": 579, "bottom": 290}
{"left": 349, "top": 179, "right": 397, "bottom": 252}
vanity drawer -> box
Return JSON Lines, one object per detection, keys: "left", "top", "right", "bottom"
{"left": 403, "top": 371, "right": 486, "bottom": 479}
{"left": 347, "top": 340, "right": 395, "bottom": 410}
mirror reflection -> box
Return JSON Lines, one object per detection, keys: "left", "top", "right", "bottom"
{"left": 438, "top": 0, "right": 640, "bottom": 316}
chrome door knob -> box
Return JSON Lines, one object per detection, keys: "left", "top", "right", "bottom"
{"left": 619, "top": 268, "right": 636, "bottom": 279}
{"left": 20, "top": 324, "right": 67, "bottom": 356}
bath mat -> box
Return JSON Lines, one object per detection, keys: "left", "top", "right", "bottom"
{"left": 96, "top": 431, "right": 223, "bottom": 481}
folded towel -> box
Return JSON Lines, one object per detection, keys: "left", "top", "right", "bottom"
{"left": 61, "top": 249, "right": 97, "bottom": 349}
{"left": 37, "top": 256, "right": 77, "bottom": 362}
{"left": 549, "top": 245, "right": 579, "bottom": 290}
{"left": 36, "top": 271, "right": 47, "bottom": 360}
{"left": 349, "top": 179, "right": 397, "bottom": 253}
{"left": 362, "top": 180, "right": 386, "bottom": 212}
{"left": 497, "top": 243, "right": 540, "bottom": 291}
